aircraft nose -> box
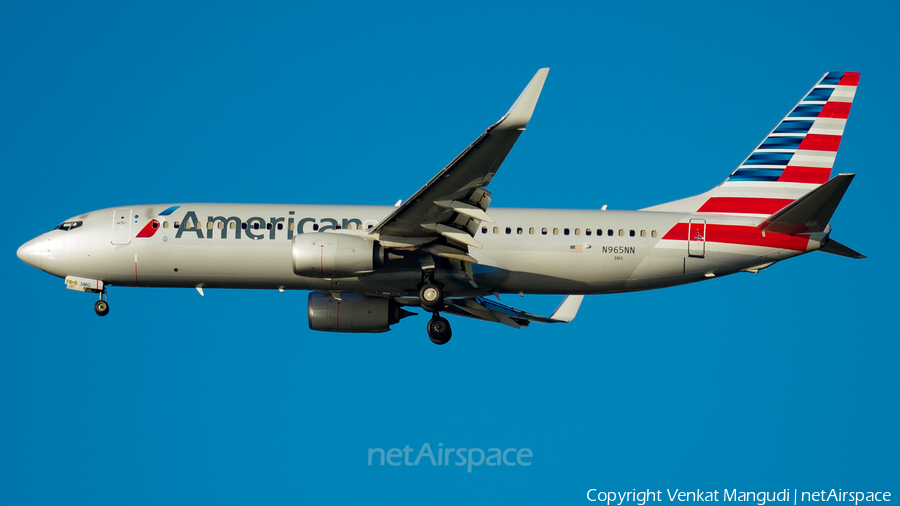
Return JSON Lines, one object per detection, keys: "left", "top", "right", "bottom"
{"left": 17, "top": 237, "right": 44, "bottom": 270}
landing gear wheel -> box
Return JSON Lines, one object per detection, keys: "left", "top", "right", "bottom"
{"left": 94, "top": 300, "right": 110, "bottom": 317}
{"left": 427, "top": 315, "right": 452, "bottom": 345}
{"left": 419, "top": 283, "right": 443, "bottom": 309}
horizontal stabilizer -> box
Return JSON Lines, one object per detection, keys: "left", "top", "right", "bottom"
{"left": 757, "top": 174, "right": 855, "bottom": 235}
{"left": 820, "top": 239, "right": 866, "bottom": 259}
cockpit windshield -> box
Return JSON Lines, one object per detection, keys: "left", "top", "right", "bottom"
{"left": 53, "top": 221, "right": 83, "bottom": 231}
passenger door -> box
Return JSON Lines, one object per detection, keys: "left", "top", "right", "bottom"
{"left": 111, "top": 208, "right": 132, "bottom": 245}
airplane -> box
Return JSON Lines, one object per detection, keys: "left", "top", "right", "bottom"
{"left": 17, "top": 69, "right": 864, "bottom": 345}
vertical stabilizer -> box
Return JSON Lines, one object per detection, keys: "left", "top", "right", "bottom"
{"left": 644, "top": 72, "right": 860, "bottom": 215}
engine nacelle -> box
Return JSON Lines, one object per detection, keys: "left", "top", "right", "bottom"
{"left": 307, "top": 292, "right": 413, "bottom": 333}
{"left": 291, "top": 233, "right": 383, "bottom": 278}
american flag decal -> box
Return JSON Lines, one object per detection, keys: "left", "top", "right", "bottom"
{"left": 570, "top": 245, "right": 583, "bottom": 253}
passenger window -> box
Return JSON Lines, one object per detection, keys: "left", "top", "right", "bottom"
{"left": 629, "top": 230, "right": 635, "bottom": 237}
{"left": 640, "top": 230, "right": 646, "bottom": 237}
{"left": 529, "top": 227, "right": 535, "bottom": 235}
{"left": 575, "top": 228, "right": 581, "bottom": 236}
{"left": 288, "top": 223, "right": 294, "bottom": 231}
{"left": 217, "top": 221, "right": 224, "bottom": 230}
{"left": 619, "top": 229, "right": 625, "bottom": 236}
{"left": 312, "top": 224, "right": 319, "bottom": 231}
{"left": 493, "top": 227, "right": 499, "bottom": 234}
{"left": 174, "top": 221, "right": 180, "bottom": 229}
{"left": 207, "top": 221, "right": 213, "bottom": 230}
{"left": 266, "top": 223, "right": 273, "bottom": 230}
{"left": 564, "top": 228, "right": 570, "bottom": 236}
{"left": 505, "top": 227, "right": 511, "bottom": 234}
{"left": 517, "top": 227, "right": 523, "bottom": 235}
{"left": 241, "top": 223, "right": 247, "bottom": 230}
{"left": 482, "top": 226, "right": 487, "bottom": 234}
{"left": 651, "top": 230, "right": 658, "bottom": 238}
{"left": 607, "top": 229, "right": 613, "bottom": 236}
{"left": 553, "top": 228, "right": 559, "bottom": 235}
{"left": 230, "top": 221, "right": 237, "bottom": 230}
{"left": 163, "top": 221, "right": 169, "bottom": 229}
{"left": 253, "top": 223, "right": 260, "bottom": 230}
{"left": 277, "top": 223, "right": 283, "bottom": 230}
{"left": 542, "top": 227, "right": 548, "bottom": 235}
{"left": 586, "top": 228, "right": 592, "bottom": 236}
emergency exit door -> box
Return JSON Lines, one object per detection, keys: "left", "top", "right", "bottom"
{"left": 111, "top": 208, "right": 132, "bottom": 245}
{"left": 688, "top": 219, "right": 706, "bottom": 258}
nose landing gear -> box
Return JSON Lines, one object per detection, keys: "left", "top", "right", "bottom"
{"left": 94, "top": 290, "right": 109, "bottom": 317}
{"left": 94, "top": 300, "right": 109, "bottom": 316}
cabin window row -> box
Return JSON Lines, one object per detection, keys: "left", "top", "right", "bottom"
{"left": 480, "top": 226, "right": 658, "bottom": 238}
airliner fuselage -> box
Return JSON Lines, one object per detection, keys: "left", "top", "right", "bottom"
{"left": 16, "top": 69, "right": 863, "bottom": 344}
{"left": 19, "top": 203, "right": 815, "bottom": 295}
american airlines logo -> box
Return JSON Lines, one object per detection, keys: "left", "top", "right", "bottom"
{"left": 138, "top": 210, "right": 366, "bottom": 240}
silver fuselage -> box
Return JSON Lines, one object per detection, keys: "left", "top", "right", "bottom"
{"left": 17, "top": 203, "right": 818, "bottom": 298}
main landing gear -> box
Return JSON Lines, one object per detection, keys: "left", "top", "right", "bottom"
{"left": 419, "top": 272, "right": 451, "bottom": 345}
{"left": 94, "top": 290, "right": 110, "bottom": 317}
{"left": 427, "top": 315, "right": 452, "bottom": 345}
{"left": 418, "top": 282, "right": 443, "bottom": 309}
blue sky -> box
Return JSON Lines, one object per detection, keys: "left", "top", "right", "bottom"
{"left": 2, "top": 1, "right": 897, "bottom": 504}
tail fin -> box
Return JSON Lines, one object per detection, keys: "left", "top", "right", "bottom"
{"left": 645, "top": 72, "right": 860, "bottom": 215}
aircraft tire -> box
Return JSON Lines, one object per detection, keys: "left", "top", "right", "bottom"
{"left": 419, "top": 283, "right": 443, "bottom": 309}
{"left": 427, "top": 315, "right": 452, "bottom": 345}
{"left": 94, "top": 300, "right": 110, "bottom": 317}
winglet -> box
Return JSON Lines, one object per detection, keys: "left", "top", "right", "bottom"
{"left": 492, "top": 68, "right": 549, "bottom": 131}
{"left": 550, "top": 295, "right": 584, "bottom": 323}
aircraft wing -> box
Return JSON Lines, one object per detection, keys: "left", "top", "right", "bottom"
{"left": 371, "top": 69, "right": 549, "bottom": 254}
{"left": 441, "top": 294, "right": 583, "bottom": 329}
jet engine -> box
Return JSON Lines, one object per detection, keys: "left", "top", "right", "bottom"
{"left": 307, "top": 292, "right": 415, "bottom": 333}
{"left": 291, "top": 234, "right": 384, "bottom": 278}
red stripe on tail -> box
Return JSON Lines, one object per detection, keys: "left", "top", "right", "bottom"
{"left": 819, "top": 101, "right": 852, "bottom": 119}
{"left": 838, "top": 72, "right": 860, "bottom": 86}
{"left": 798, "top": 133, "right": 842, "bottom": 152}
{"left": 778, "top": 166, "right": 831, "bottom": 184}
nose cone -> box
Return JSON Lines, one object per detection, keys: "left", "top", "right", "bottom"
{"left": 17, "top": 237, "right": 44, "bottom": 270}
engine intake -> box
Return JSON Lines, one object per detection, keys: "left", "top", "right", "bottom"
{"left": 307, "top": 292, "right": 415, "bottom": 333}
{"left": 292, "top": 233, "right": 383, "bottom": 278}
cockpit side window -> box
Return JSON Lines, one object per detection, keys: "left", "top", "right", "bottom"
{"left": 54, "top": 221, "right": 83, "bottom": 231}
